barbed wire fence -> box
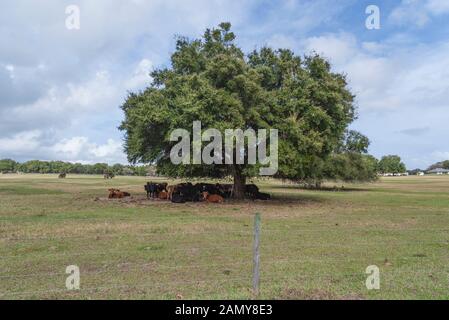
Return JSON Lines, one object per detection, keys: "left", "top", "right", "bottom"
{"left": 1, "top": 213, "right": 449, "bottom": 299}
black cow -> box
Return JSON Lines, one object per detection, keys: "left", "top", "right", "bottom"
{"left": 145, "top": 182, "right": 157, "bottom": 199}
{"left": 245, "top": 184, "right": 259, "bottom": 198}
{"left": 145, "top": 182, "right": 168, "bottom": 199}
{"left": 171, "top": 193, "right": 186, "bottom": 203}
{"left": 170, "top": 183, "right": 201, "bottom": 202}
{"left": 195, "top": 183, "right": 220, "bottom": 195}
{"left": 158, "top": 182, "right": 168, "bottom": 193}
{"left": 253, "top": 192, "right": 270, "bottom": 200}
{"left": 216, "top": 183, "right": 233, "bottom": 198}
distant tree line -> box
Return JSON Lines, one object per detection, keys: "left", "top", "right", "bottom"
{"left": 0, "top": 159, "right": 153, "bottom": 176}
{"left": 0, "top": 152, "right": 412, "bottom": 182}
{"left": 427, "top": 160, "right": 449, "bottom": 171}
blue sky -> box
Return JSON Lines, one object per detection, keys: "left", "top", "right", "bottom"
{"left": 1, "top": 0, "right": 448, "bottom": 169}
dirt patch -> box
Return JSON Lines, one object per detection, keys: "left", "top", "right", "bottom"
{"left": 279, "top": 288, "right": 364, "bottom": 300}
{"left": 91, "top": 194, "right": 334, "bottom": 220}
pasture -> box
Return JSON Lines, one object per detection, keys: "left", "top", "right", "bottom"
{"left": 1, "top": 174, "right": 449, "bottom": 299}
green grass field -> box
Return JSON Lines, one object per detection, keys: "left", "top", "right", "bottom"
{"left": 1, "top": 174, "right": 449, "bottom": 299}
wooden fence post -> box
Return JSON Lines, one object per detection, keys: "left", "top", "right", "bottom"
{"left": 253, "top": 212, "right": 261, "bottom": 297}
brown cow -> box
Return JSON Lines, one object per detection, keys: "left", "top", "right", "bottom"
{"left": 108, "top": 188, "right": 117, "bottom": 198}
{"left": 166, "top": 185, "right": 176, "bottom": 200}
{"left": 158, "top": 191, "right": 168, "bottom": 200}
{"left": 202, "top": 192, "right": 224, "bottom": 203}
{"left": 108, "top": 188, "right": 131, "bottom": 199}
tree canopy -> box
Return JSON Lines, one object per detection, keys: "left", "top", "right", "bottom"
{"left": 378, "top": 155, "right": 407, "bottom": 174}
{"left": 0, "top": 159, "right": 17, "bottom": 173}
{"left": 119, "top": 22, "right": 359, "bottom": 198}
{"left": 300, "top": 130, "right": 378, "bottom": 187}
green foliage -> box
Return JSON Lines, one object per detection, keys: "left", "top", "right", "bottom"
{"left": 93, "top": 163, "right": 109, "bottom": 175}
{"left": 119, "top": 23, "right": 356, "bottom": 188}
{"left": 299, "top": 130, "right": 377, "bottom": 186}
{"left": 378, "top": 155, "right": 407, "bottom": 174}
{"left": 0, "top": 159, "right": 18, "bottom": 173}
{"left": 428, "top": 160, "right": 449, "bottom": 170}
{"left": 324, "top": 153, "right": 378, "bottom": 183}
{"left": 339, "top": 130, "right": 370, "bottom": 154}
{"left": 3, "top": 159, "right": 150, "bottom": 176}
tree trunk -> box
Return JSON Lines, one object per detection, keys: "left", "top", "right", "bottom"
{"left": 232, "top": 165, "right": 246, "bottom": 199}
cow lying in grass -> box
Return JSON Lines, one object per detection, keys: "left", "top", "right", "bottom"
{"left": 202, "top": 192, "right": 224, "bottom": 203}
{"left": 158, "top": 191, "right": 168, "bottom": 200}
{"left": 108, "top": 188, "right": 131, "bottom": 199}
{"left": 245, "top": 184, "right": 271, "bottom": 200}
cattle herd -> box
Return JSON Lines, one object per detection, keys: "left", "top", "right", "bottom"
{"left": 144, "top": 182, "right": 270, "bottom": 203}
{"left": 106, "top": 182, "right": 270, "bottom": 203}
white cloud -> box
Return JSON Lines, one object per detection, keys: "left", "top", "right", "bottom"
{"left": 0, "top": 130, "right": 42, "bottom": 153}
{"left": 51, "top": 137, "right": 126, "bottom": 163}
{"left": 302, "top": 32, "right": 449, "bottom": 113}
{"left": 0, "top": 0, "right": 255, "bottom": 164}
{"left": 124, "top": 59, "right": 153, "bottom": 91}
{"left": 0, "top": 132, "right": 126, "bottom": 164}
{"left": 431, "top": 151, "right": 449, "bottom": 161}
{"left": 302, "top": 31, "right": 449, "bottom": 169}
{"left": 389, "top": 0, "right": 449, "bottom": 27}
{"left": 426, "top": 0, "right": 449, "bottom": 14}
{"left": 303, "top": 32, "right": 358, "bottom": 66}
{"left": 65, "top": 71, "right": 117, "bottom": 110}
{"left": 51, "top": 137, "right": 90, "bottom": 159}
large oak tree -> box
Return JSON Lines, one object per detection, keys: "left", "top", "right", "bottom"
{"left": 119, "top": 23, "right": 356, "bottom": 198}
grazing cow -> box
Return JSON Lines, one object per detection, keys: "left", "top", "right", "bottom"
{"left": 104, "top": 172, "right": 115, "bottom": 179}
{"left": 202, "top": 192, "right": 224, "bottom": 203}
{"left": 58, "top": 173, "right": 66, "bottom": 179}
